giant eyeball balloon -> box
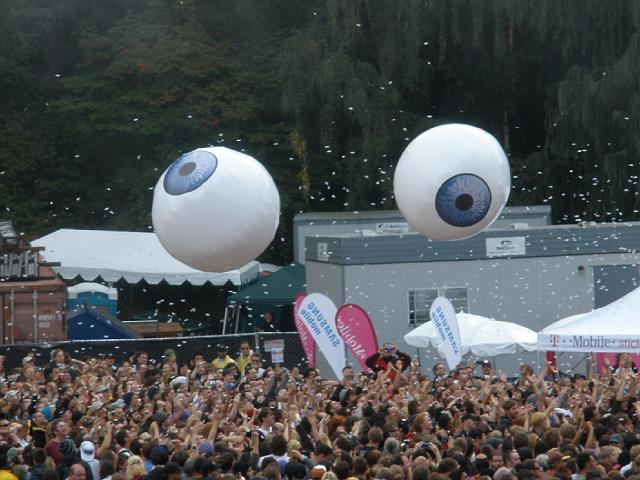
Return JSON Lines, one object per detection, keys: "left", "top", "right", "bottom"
{"left": 152, "top": 147, "right": 280, "bottom": 272}
{"left": 393, "top": 124, "right": 510, "bottom": 241}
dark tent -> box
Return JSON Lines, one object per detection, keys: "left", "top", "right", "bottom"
{"left": 224, "top": 263, "right": 306, "bottom": 332}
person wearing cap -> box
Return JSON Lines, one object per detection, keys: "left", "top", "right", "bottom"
{"left": 114, "top": 430, "right": 133, "bottom": 460}
{"left": 609, "top": 433, "right": 624, "bottom": 447}
{"left": 211, "top": 346, "right": 236, "bottom": 370}
{"left": 79, "top": 442, "right": 99, "bottom": 480}
{"left": 476, "top": 360, "right": 493, "bottom": 379}
{"left": 94, "top": 385, "right": 110, "bottom": 402}
{"left": 310, "top": 465, "right": 326, "bottom": 480}
{"left": 21, "top": 356, "right": 34, "bottom": 369}
{"left": 235, "top": 341, "right": 254, "bottom": 374}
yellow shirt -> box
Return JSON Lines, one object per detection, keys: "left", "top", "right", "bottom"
{"left": 236, "top": 351, "right": 253, "bottom": 373}
{"left": 211, "top": 355, "right": 236, "bottom": 370}
{"left": 0, "top": 469, "right": 18, "bottom": 480}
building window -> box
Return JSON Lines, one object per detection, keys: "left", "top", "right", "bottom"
{"left": 444, "top": 287, "right": 469, "bottom": 313}
{"left": 408, "top": 287, "right": 468, "bottom": 325}
{"left": 408, "top": 289, "right": 438, "bottom": 325}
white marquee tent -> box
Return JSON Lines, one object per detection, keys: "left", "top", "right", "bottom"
{"left": 405, "top": 312, "right": 537, "bottom": 357}
{"left": 33, "top": 229, "right": 260, "bottom": 286}
{"left": 538, "top": 286, "right": 640, "bottom": 352}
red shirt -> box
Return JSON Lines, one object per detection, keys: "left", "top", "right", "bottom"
{"left": 44, "top": 439, "right": 64, "bottom": 465}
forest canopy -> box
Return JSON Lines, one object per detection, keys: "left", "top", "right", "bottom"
{"left": 2, "top": 0, "right": 640, "bottom": 264}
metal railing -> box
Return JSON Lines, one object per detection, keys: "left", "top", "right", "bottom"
{"left": 0, "top": 331, "right": 308, "bottom": 371}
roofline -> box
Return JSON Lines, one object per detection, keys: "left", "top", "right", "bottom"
{"left": 293, "top": 205, "right": 551, "bottom": 223}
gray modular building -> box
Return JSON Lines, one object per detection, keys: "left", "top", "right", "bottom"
{"left": 293, "top": 206, "right": 552, "bottom": 264}
{"left": 304, "top": 218, "right": 640, "bottom": 377}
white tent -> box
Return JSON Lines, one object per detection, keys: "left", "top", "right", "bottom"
{"left": 538, "top": 286, "right": 640, "bottom": 352}
{"left": 33, "top": 229, "right": 260, "bottom": 286}
{"left": 404, "top": 312, "right": 537, "bottom": 357}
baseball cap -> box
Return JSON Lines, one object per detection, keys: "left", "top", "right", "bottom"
{"left": 311, "top": 466, "right": 327, "bottom": 480}
{"left": 59, "top": 439, "right": 76, "bottom": 456}
{"left": 198, "top": 442, "right": 214, "bottom": 456}
{"left": 109, "top": 399, "right": 126, "bottom": 410}
{"left": 170, "top": 376, "right": 187, "bottom": 388}
{"left": 610, "top": 433, "right": 624, "bottom": 444}
{"left": 487, "top": 437, "right": 503, "bottom": 448}
{"left": 80, "top": 441, "right": 95, "bottom": 461}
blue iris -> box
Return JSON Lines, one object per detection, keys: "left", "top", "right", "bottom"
{"left": 163, "top": 150, "right": 218, "bottom": 195}
{"left": 435, "top": 174, "right": 491, "bottom": 227}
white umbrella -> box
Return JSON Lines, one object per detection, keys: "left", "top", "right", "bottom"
{"left": 405, "top": 312, "right": 537, "bottom": 357}
{"left": 468, "top": 319, "right": 537, "bottom": 357}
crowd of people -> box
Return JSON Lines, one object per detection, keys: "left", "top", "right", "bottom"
{"left": 0, "top": 340, "right": 639, "bottom": 480}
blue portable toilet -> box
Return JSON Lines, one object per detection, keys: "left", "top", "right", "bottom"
{"left": 67, "top": 282, "right": 118, "bottom": 316}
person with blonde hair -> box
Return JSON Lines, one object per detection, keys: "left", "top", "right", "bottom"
{"left": 125, "top": 457, "right": 145, "bottom": 480}
{"left": 530, "top": 412, "right": 550, "bottom": 437}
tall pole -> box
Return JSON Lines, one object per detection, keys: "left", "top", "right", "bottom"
{"left": 10, "top": 289, "right": 15, "bottom": 345}
{"left": 33, "top": 289, "right": 38, "bottom": 343}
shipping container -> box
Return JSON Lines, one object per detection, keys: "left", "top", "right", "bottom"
{"left": 0, "top": 265, "right": 67, "bottom": 343}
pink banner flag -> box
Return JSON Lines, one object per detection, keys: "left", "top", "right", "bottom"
{"left": 294, "top": 293, "right": 316, "bottom": 368}
{"left": 335, "top": 304, "right": 379, "bottom": 371}
{"left": 595, "top": 352, "right": 640, "bottom": 375}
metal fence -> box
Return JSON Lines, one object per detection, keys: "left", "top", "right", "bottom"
{"left": 0, "top": 332, "right": 308, "bottom": 371}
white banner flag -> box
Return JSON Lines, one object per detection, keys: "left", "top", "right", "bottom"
{"left": 298, "top": 293, "right": 346, "bottom": 378}
{"left": 430, "top": 297, "right": 462, "bottom": 370}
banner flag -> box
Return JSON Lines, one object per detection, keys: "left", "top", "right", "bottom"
{"left": 293, "top": 293, "right": 316, "bottom": 368}
{"left": 298, "top": 293, "right": 346, "bottom": 378}
{"left": 430, "top": 297, "right": 462, "bottom": 370}
{"left": 335, "top": 304, "right": 379, "bottom": 371}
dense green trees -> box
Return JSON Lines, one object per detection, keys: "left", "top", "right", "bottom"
{"left": 2, "top": 0, "right": 640, "bottom": 264}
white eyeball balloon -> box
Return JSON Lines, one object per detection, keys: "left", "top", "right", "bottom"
{"left": 152, "top": 147, "right": 280, "bottom": 272}
{"left": 393, "top": 124, "right": 511, "bottom": 241}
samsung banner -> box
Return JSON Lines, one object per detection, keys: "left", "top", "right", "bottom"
{"left": 430, "top": 297, "right": 462, "bottom": 370}
{"left": 298, "top": 293, "right": 346, "bottom": 378}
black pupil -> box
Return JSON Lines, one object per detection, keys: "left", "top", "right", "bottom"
{"left": 179, "top": 162, "right": 196, "bottom": 176}
{"left": 455, "top": 193, "right": 474, "bottom": 211}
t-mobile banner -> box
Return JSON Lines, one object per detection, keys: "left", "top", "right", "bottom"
{"left": 298, "top": 293, "right": 346, "bottom": 378}
{"left": 335, "top": 304, "right": 379, "bottom": 371}
{"left": 293, "top": 293, "right": 316, "bottom": 368}
{"left": 430, "top": 296, "right": 462, "bottom": 370}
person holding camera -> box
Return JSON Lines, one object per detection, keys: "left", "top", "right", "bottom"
{"left": 365, "top": 343, "right": 411, "bottom": 380}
